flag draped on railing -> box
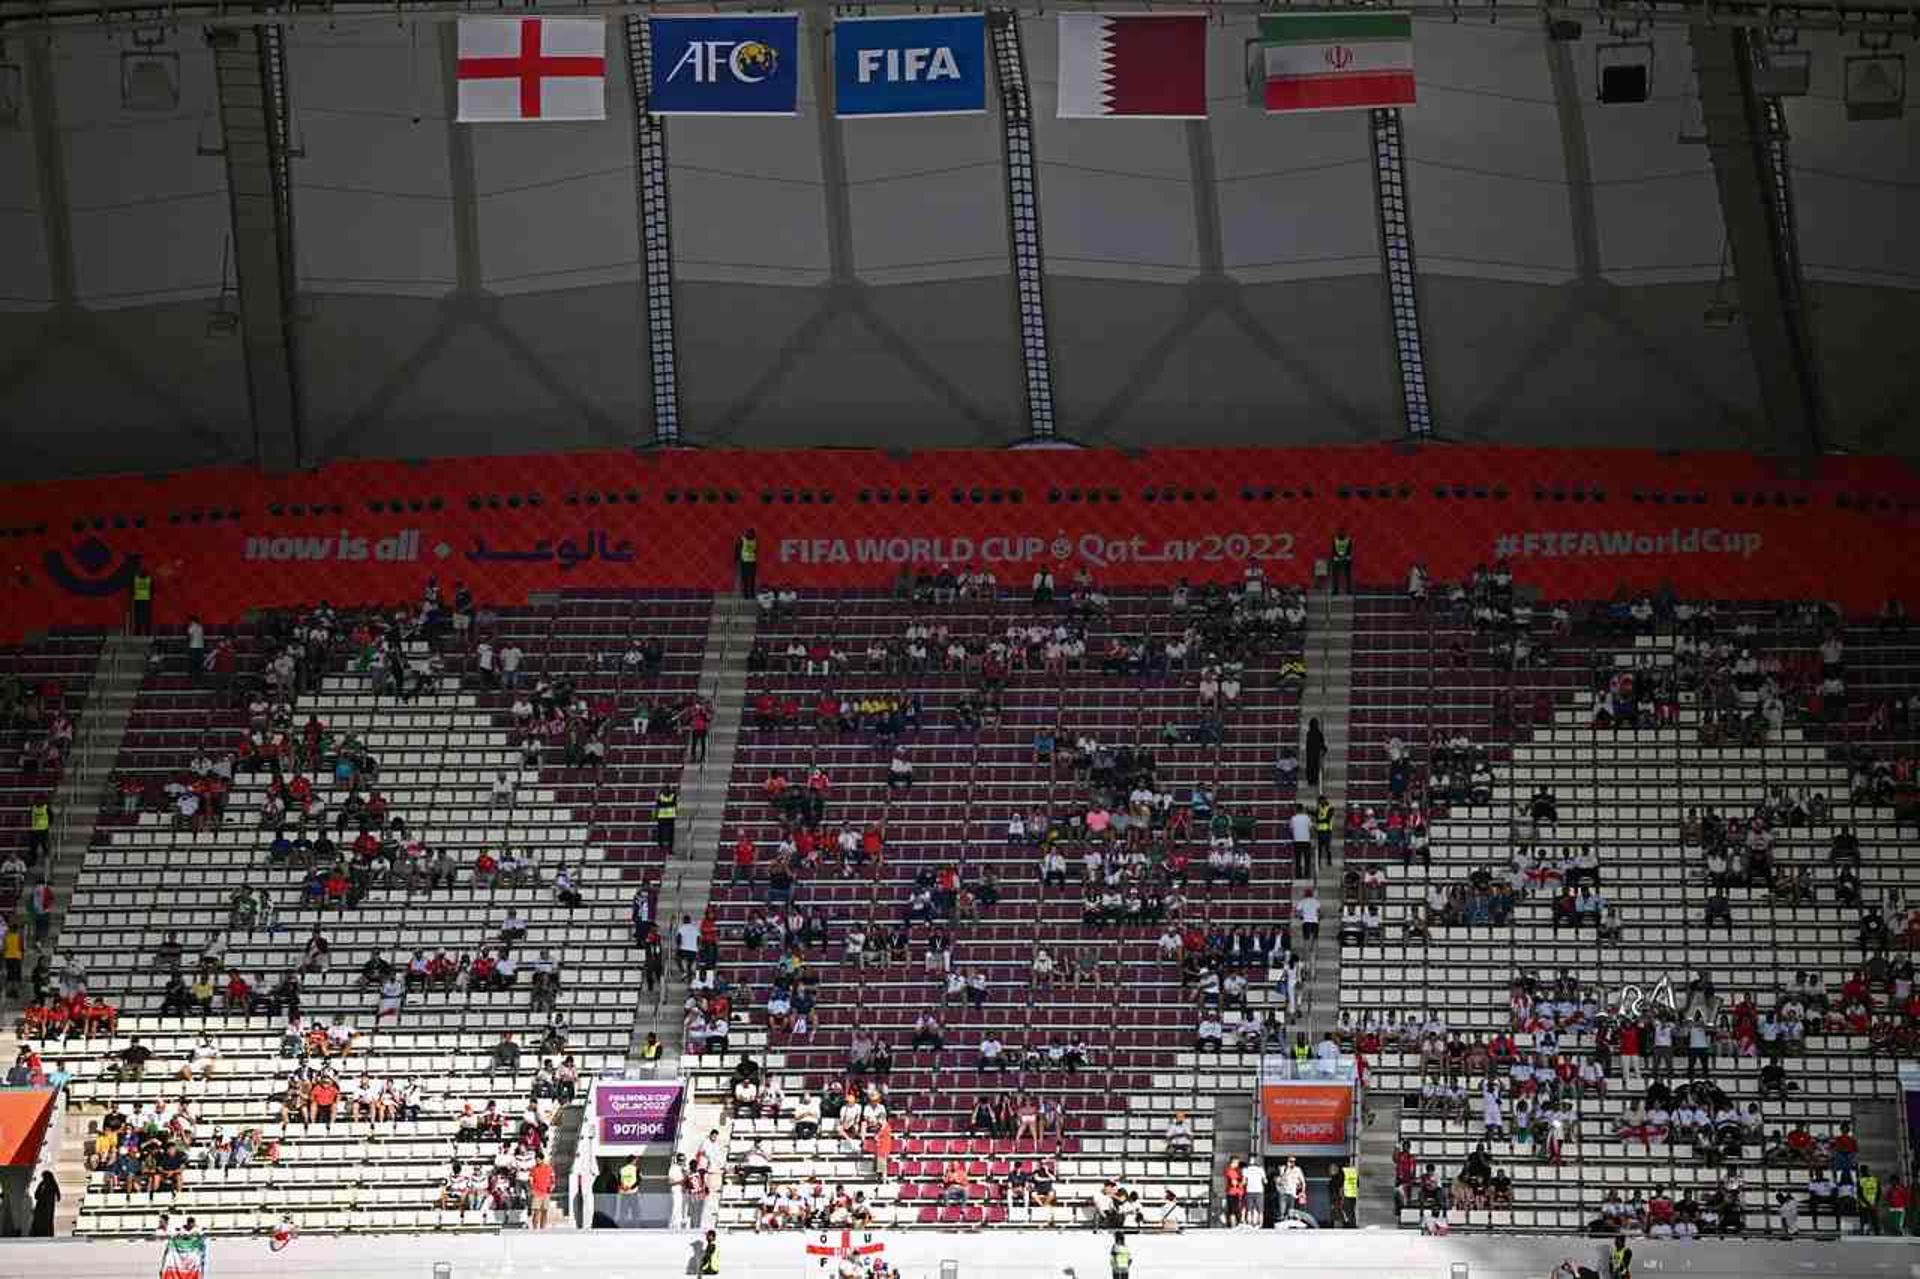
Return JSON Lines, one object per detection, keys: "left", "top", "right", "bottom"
{"left": 159, "top": 1231, "right": 209, "bottom": 1279}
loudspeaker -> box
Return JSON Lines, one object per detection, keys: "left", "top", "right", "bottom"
{"left": 120, "top": 49, "right": 180, "bottom": 112}
{"left": 1754, "top": 50, "right": 1811, "bottom": 97}
{"left": 1844, "top": 53, "right": 1906, "bottom": 121}
{"left": 1599, "top": 61, "right": 1650, "bottom": 103}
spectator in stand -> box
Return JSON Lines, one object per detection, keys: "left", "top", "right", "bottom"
{"left": 1165, "top": 1111, "right": 1193, "bottom": 1154}
{"left": 1290, "top": 804, "right": 1313, "bottom": 878}
{"left": 736, "top": 529, "right": 758, "bottom": 598}
{"left": 1297, "top": 887, "right": 1321, "bottom": 947}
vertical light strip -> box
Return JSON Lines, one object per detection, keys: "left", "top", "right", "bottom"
{"left": 1369, "top": 106, "right": 1434, "bottom": 437}
{"left": 986, "top": 10, "right": 1056, "bottom": 439}
{"left": 624, "top": 16, "right": 681, "bottom": 444}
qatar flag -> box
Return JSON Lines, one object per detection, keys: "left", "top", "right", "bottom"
{"left": 1056, "top": 13, "right": 1208, "bottom": 119}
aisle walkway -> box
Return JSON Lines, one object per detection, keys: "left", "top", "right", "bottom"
{"left": 629, "top": 593, "right": 756, "bottom": 1071}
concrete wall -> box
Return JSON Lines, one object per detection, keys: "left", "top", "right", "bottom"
{"left": 2, "top": 1229, "right": 1914, "bottom": 1279}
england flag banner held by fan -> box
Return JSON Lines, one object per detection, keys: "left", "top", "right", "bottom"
{"left": 1252, "top": 11, "right": 1415, "bottom": 113}
{"left": 457, "top": 17, "right": 607, "bottom": 122}
{"left": 1056, "top": 13, "right": 1208, "bottom": 119}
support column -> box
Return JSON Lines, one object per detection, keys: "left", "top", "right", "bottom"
{"left": 22, "top": 35, "right": 75, "bottom": 312}
{"left": 986, "top": 11, "right": 1057, "bottom": 440}
{"left": 209, "top": 26, "right": 303, "bottom": 473}
{"left": 1690, "top": 26, "right": 1823, "bottom": 455}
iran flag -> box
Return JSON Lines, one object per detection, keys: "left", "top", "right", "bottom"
{"left": 457, "top": 17, "right": 607, "bottom": 122}
{"left": 1056, "top": 13, "right": 1207, "bottom": 119}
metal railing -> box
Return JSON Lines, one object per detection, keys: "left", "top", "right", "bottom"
{"left": 49, "top": 635, "right": 136, "bottom": 884}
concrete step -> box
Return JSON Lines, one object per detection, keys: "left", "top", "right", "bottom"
{"left": 629, "top": 594, "right": 755, "bottom": 1072}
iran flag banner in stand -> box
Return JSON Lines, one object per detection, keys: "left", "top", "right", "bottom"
{"left": 457, "top": 17, "right": 607, "bottom": 122}
{"left": 158, "top": 1231, "right": 208, "bottom": 1279}
{"left": 1056, "top": 13, "right": 1207, "bottom": 119}
{"left": 1254, "top": 11, "right": 1415, "bottom": 113}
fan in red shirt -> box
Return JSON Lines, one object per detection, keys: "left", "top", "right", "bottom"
{"left": 731, "top": 835, "right": 756, "bottom": 884}
{"left": 83, "top": 995, "right": 118, "bottom": 1038}
{"left": 1393, "top": 1143, "right": 1417, "bottom": 1190}
{"left": 225, "top": 971, "right": 254, "bottom": 1011}
{"left": 1646, "top": 1190, "right": 1675, "bottom": 1227}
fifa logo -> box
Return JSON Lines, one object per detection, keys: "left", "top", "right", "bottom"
{"left": 667, "top": 39, "right": 779, "bottom": 83}
{"left": 854, "top": 46, "right": 962, "bottom": 83}
{"left": 1325, "top": 44, "right": 1355, "bottom": 69}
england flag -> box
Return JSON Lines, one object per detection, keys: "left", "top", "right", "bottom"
{"left": 456, "top": 18, "right": 607, "bottom": 123}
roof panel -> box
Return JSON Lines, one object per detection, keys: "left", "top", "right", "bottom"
{"left": 57, "top": 33, "right": 228, "bottom": 306}
{"left": 1403, "top": 23, "right": 1575, "bottom": 284}
{"left": 1420, "top": 277, "right": 1761, "bottom": 446}
{"left": 472, "top": 43, "right": 639, "bottom": 296}
{"left": 1577, "top": 26, "right": 1724, "bottom": 284}
{"left": 0, "top": 123, "right": 50, "bottom": 310}
{"left": 1212, "top": 18, "right": 1380, "bottom": 284}
{"left": 1784, "top": 34, "right": 1920, "bottom": 290}
{"left": 1216, "top": 155, "right": 1380, "bottom": 283}
{"left": 291, "top": 26, "right": 456, "bottom": 296}
{"left": 843, "top": 113, "right": 1008, "bottom": 285}
{"left": 1025, "top": 15, "right": 1199, "bottom": 282}
{"left": 665, "top": 48, "right": 828, "bottom": 286}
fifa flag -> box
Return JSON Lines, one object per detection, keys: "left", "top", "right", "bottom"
{"left": 649, "top": 15, "right": 801, "bottom": 117}
{"left": 1057, "top": 13, "right": 1207, "bottom": 119}
{"left": 456, "top": 18, "right": 607, "bottom": 122}
{"left": 834, "top": 15, "right": 986, "bottom": 118}
{"left": 1252, "top": 12, "right": 1415, "bottom": 114}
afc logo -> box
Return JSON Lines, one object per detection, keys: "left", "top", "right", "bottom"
{"left": 666, "top": 39, "right": 779, "bottom": 84}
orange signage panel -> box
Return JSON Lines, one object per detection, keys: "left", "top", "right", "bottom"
{"left": 0, "top": 1089, "right": 55, "bottom": 1166}
{"left": 1260, "top": 1082, "right": 1354, "bottom": 1155}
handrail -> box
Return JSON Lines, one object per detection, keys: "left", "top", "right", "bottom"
{"left": 30, "top": 1082, "right": 69, "bottom": 1196}
{"left": 52, "top": 635, "right": 129, "bottom": 859}
{"left": 35, "top": 632, "right": 136, "bottom": 985}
